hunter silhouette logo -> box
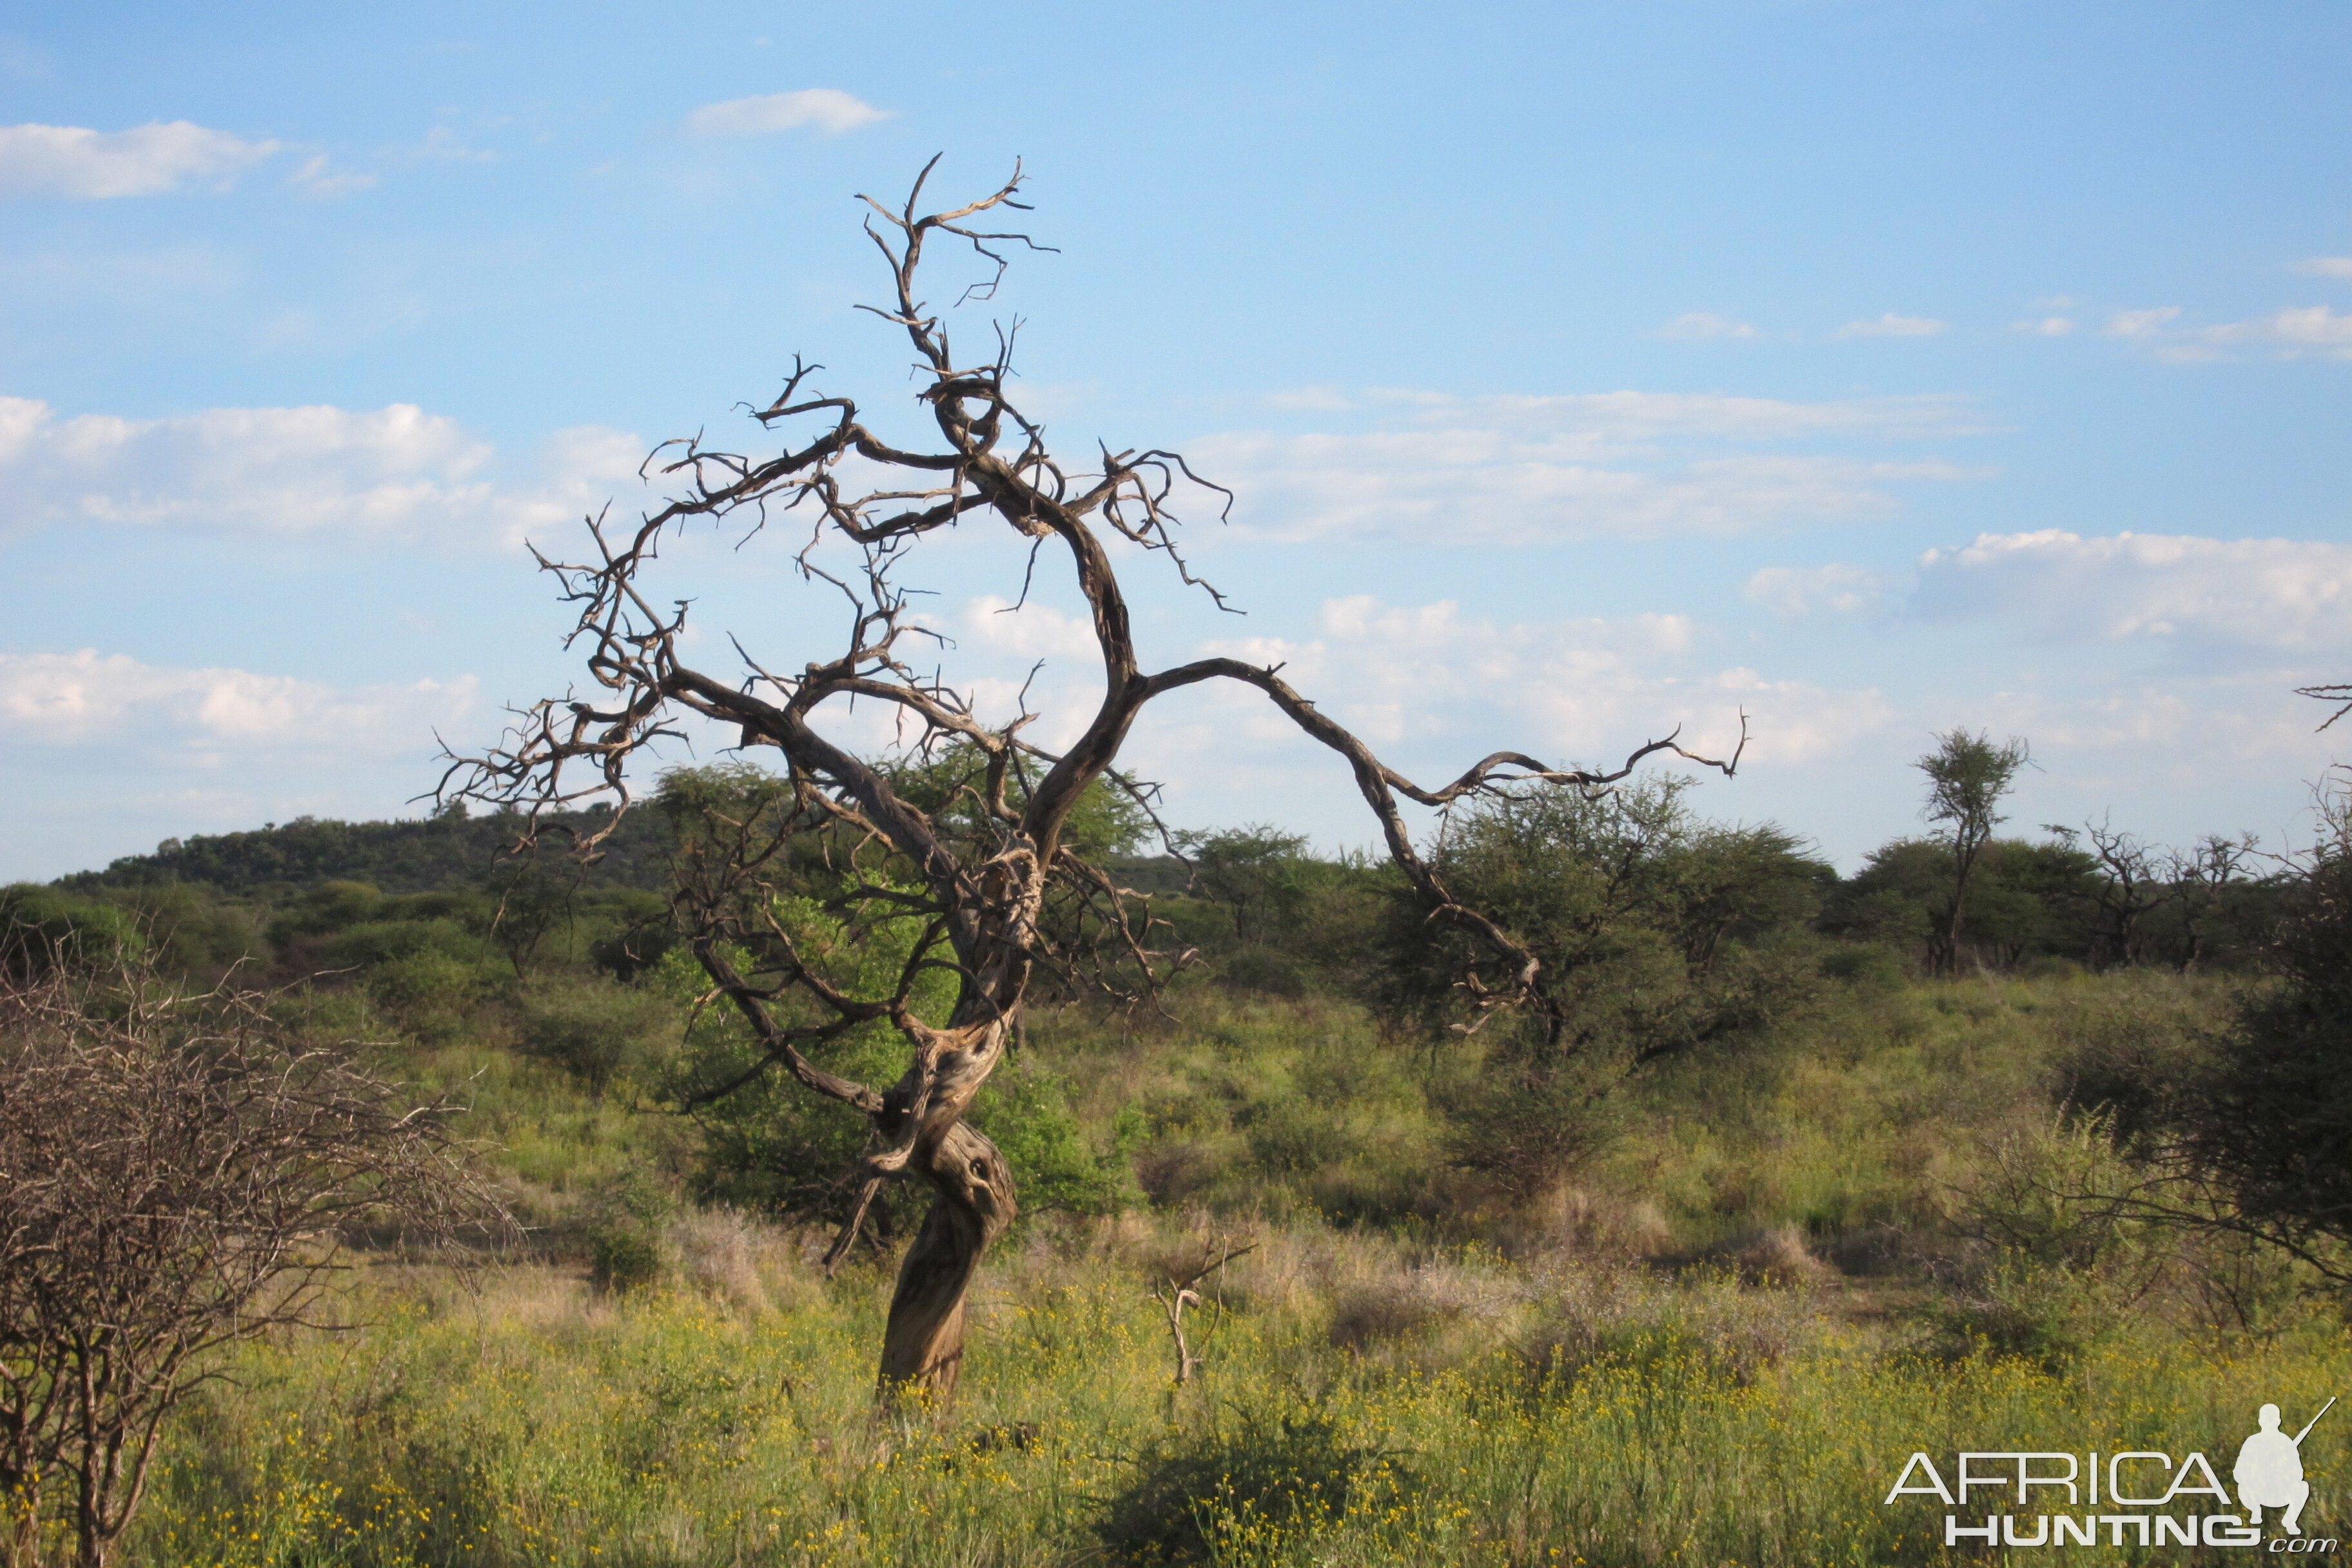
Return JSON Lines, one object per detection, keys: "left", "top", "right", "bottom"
{"left": 1882, "top": 1396, "right": 2340, "bottom": 1551}
{"left": 2239, "top": 1398, "right": 2334, "bottom": 1537}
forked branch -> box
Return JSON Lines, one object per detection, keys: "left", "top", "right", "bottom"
{"left": 437, "top": 162, "right": 1751, "bottom": 1399}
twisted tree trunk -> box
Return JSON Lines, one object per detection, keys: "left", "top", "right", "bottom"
{"left": 878, "top": 1119, "right": 1017, "bottom": 1398}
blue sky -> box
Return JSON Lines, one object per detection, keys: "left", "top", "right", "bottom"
{"left": 5, "top": 0, "right": 2349, "bottom": 880}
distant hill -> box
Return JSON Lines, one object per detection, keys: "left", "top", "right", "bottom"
{"left": 56, "top": 807, "right": 680, "bottom": 897}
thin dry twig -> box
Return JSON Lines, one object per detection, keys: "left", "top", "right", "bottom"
{"left": 433, "top": 160, "right": 1751, "bottom": 1398}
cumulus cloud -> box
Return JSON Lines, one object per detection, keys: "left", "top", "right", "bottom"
{"left": 1969, "top": 676, "right": 2336, "bottom": 774}
{"left": 2199, "top": 304, "right": 2352, "bottom": 359}
{"left": 0, "top": 649, "right": 477, "bottom": 757}
{"left": 2293, "top": 257, "right": 2352, "bottom": 279}
{"left": 956, "top": 594, "right": 1102, "bottom": 662}
{"left": 2013, "top": 317, "right": 2075, "bottom": 336}
{"left": 2104, "top": 306, "right": 2181, "bottom": 338}
{"left": 0, "top": 121, "right": 280, "bottom": 198}
{"left": 1834, "top": 313, "right": 1946, "bottom": 339}
{"left": 875, "top": 591, "right": 1883, "bottom": 812}
{"left": 1280, "top": 388, "right": 1990, "bottom": 446}
{"left": 0, "top": 397, "right": 643, "bottom": 546}
{"left": 1743, "top": 563, "right": 1890, "bottom": 618}
{"left": 1187, "top": 387, "right": 1994, "bottom": 542}
{"left": 287, "top": 153, "right": 375, "bottom": 198}
{"left": 1913, "top": 529, "right": 2352, "bottom": 651}
{"left": 1660, "top": 311, "right": 1760, "bottom": 341}
{"left": 1195, "top": 437, "right": 1981, "bottom": 545}
{"left": 1168, "top": 596, "right": 1881, "bottom": 768}
{"left": 685, "top": 89, "right": 890, "bottom": 137}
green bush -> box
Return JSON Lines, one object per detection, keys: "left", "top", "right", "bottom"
{"left": 1919, "top": 1257, "right": 2117, "bottom": 1372}
{"left": 968, "top": 1057, "right": 1142, "bottom": 1217}
{"left": 516, "top": 976, "right": 681, "bottom": 1093}
{"left": 362, "top": 948, "right": 500, "bottom": 1043}
{"left": 1095, "top": 1407, "right": 1413, "bottom": 1565}
{"left": 1818, "top": 941, "right": 1908, "bottom": 991}
{"left": 654, "top": 890, "right": 954, "bottom": 1232}
{"left": 585, "top": 1168, "right": 676, "bottom": 1294}
{"left": 0, "top": 883, "right": 146, "bottom": 981}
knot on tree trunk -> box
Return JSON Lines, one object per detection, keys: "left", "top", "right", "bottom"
{"left": 877, "top": 1119, "right": 1017, "bottom": 1401}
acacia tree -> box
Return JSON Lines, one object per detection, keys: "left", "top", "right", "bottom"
{"left": 2044, "top": 818, "right": 2162, "bottom": 968}
{"left": 1916, "top": 727, "right": 2030, "bottom": 975}
{"left": 446, "top": 161, "right": 1740, "bottom": 1400}
{"left": 2164, "top": 831, "right": 2260, "bottom": 972}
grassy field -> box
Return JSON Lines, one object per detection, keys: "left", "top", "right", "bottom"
{"left": 118, "top": 970, "right": 2352, "bottom": 1567}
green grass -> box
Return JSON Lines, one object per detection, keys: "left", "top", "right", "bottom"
{"left": 137, "top": 1219, "right": 2352, "bottom": 1566}
{"left": 120, "top": 968, "right": 2346, "bottom": 1566}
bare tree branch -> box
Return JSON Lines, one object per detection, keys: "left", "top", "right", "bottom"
{"left": 0, "top": 963, "right": 505, "bottom": 1566}
{"left": 438, "top": 161, "right": 1746, "bottom": 1402}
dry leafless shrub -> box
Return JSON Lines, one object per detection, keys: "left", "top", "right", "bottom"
{"left": 0, "top": 965, "right": 505, "bottom": 1568}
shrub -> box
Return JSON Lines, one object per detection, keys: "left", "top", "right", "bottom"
{"left": 1818, "top": 941, "right": 1908, "bottom": 991}
{"left": 1095, "top": 1407, "right": 1413, "bottom": 1565}
{"left": 515, "top": 976, "right": 681, "bottom": 1093}
{"left": 2181, "top": 836, "right": 2352, "bottom": 1257}
{"left": 583, "top": 1168, "right": 677, "bottom": 1295}
{"left": 589, "top": 1226, "right": 666, "bottom": 1295}
{"left": 0, "top": 885, "right": 144, "bottom": 983}
{"left": 969, "top": 1057, "right": 1142, "bottom": 1217}
{"left": 0, "top": 965, "right": 497, "bottom": 1566}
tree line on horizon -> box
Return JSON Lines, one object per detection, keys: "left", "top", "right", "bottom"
{"left": 9, "top": 732, "right": 2295, "bottom": 994}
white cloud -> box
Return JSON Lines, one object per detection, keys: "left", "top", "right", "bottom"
{"left": 1186, "top": 387, "right": 1994, "bottom": 542}
{"left": 2013, "top": 317, "right": 2075, "bottom": 337}
{"left": 288, "top": 153, "right": 376, "bottom": 199}
{"left": 2104, "top": 306, "right": 2180, "bottom": 338}
{"left": 1195, "top": 432, "right": 1983, "bottom": 544}
{"left": 0, "top": 121, "right": 280, "bottom": 199}
{"left": 957, "top": 594, "right": 1101, "bottom": 662}
{"left": 2293, "top": 257, "right": 2352, "bottom": 279}
{"left": 0, "top": 397, "right": 643, "bottom": 546}
{"left": 1264, "top": 386, "right": 1356, "bottom": 413}
{"left": 408, "top": 125, "right": 496, "bottom": 163}
{"left": 0, "top": 649, "right": 476, "bottom": 757}
{"left": 1970, "top": 676, "right": 2334, "bottom": 773}
{"left": 881, "top": 593, "right": 1884, "bottom": 832}
{"left": 1166, "top": 595, "right": 1880, "bottom": 769}
{"left": 2200, "top": 304, "right": 2352, "bottom": 359}
{"left": 1834, "top": 313, "right": 1947, "bottom": 339}
{"left": 1304, "top": 388, "right": 1990, "bottom": 445}
{"left": 685, "top": 89, "right": 890, "bottom": 137}
{"left": 1913, "top": 529, "right": 2352, "bottom": 651}
{"left": 1743, "top": 563, "right": 1890, "bottom": 618}
{"left": 1660, "top": 311, "right": 1760, "bottom": 341}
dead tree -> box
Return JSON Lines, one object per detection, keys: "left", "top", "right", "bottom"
{"left": 1150, "top": 1242, "right": 1254, "bottom": 1387}
{"left": 2164, "top": 832, "right": 2259, "bottom": 972}
{"left": 2053, "top": 818, "right": 2164, "bottom": 968}
{"left": 442, "top": 160, "right": 1740, "bottom": 1402}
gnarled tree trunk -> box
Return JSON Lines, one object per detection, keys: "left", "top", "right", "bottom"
{"left": 878, "top": 1119, "right": 1016, "bottom": 1398}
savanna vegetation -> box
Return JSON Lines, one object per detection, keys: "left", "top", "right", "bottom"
{"left": 8, "top": 170, "right": 2349, "bottom": 1567}
{"left": 6, "top": 738, "right": 2350, "bottom": 1566}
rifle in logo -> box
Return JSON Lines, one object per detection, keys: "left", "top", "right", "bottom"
{"left": 2238, "top": 1397, "right": 2335, "bottom": 1536}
